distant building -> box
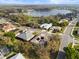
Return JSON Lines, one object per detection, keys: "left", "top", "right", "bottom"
{"left": 40, "top": 23, "right": 52, "bottom": 30}
{"left": 9, "top": 13, "right": 19, "bottom": 15}
{"left": 0, "top": 22, "right": 16, "bottom": 32}
{"left": 10, "top": 53, "right": 25, "bottom": 59}
{"left": 16, "top": 29, "right": 35, "bottom": 41}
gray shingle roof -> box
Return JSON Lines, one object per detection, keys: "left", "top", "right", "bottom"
{"left": 17, "top": 30, "right": 35, "bottom": 41}
{"left": 0, "top": 46, "right": 9, "bottom": 56}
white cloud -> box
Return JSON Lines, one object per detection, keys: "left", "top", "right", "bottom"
{"left": 0, "top": 0, "right": 44, "bottom": 4}
{"left": 49, "top": 0, "right": 79, "bottom": 4}
{"left": 49, "top": 0, "right": 61, "bottom": 4}
{"left": 0, "top": 0, "right": 26, "bottom": 4}
{"left": 28, "top": 1, "right": 43, "bottom": 4}
{"left": 0, "top": 0, "right": 79, "bottom": 4}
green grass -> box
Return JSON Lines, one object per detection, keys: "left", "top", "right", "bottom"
{"left": 73, "top": 26, "right": 79, "bottom": 40}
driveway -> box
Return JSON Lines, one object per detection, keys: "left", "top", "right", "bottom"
{"left": 57, "top": 18, "right": 78, "bottom": 59}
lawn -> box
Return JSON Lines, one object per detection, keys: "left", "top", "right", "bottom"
{"left": 73, "top": 22, "right": 79, "bottom": 40}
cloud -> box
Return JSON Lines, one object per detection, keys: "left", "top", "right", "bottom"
{"left": 0, "top": 0, "right": 47, "bottom": 4}
{"left": 0, "top": 0, "right": 79, "bottom": 4}
{"left": 0, "top": 0, "right": 26, "bottom": 4}
{"left": 49, "top": 0, "right": 61, "bottom": 4}
{"left": 49, "top": 0, "right": 79, "bottom": 4}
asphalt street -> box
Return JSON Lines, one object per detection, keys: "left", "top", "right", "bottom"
{"left": 57, "top": 18, "right": 78, "bottom": 59}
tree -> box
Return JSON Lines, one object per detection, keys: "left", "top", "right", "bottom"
{"left": 28, "top": 47, "right": 40, "bottom": 59}
{"left": 76, "top": 22, "right": 79, "bottom": 27}
{"left": 4, "top": 32, "right": 16, "bottom": 41}
{"left": 64, "top": 43, "right": 79, "bottom": 59}
{"left": 59, "top": 21, "right": 68, "bottom": 27}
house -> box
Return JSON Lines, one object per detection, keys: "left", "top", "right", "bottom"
{"left": 40, "top": 23, "right": 52, "bottom": 30}
{"left": 50, "top": 26, "right": 62, "bottom": 33}
{"left": 0, "top": 46, "right": 9, "bottom": 59}
{"left": 0, "top": 46, "right": 10, "bottom": 56}
{"left": 10, "top": 53, "right": 25, "bottom": 59}
{"left": 16, "top": 29, "right": 35, "bottom": 41}
{"left": 0, "top": 18, "right": 7, "bottom": 24}
{"left": 31, "top": 30, "right": 49, "bottom": 44}
{"left": 1, "top": 22, "right": 16, "bottom": 32}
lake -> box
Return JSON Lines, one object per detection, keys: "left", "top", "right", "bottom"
{"left": 25, "top": 9, "right": 72, "bottom": 17}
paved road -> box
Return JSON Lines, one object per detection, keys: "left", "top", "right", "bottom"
{"left": 57, "top": 18, "right": 78, "bottom": 59}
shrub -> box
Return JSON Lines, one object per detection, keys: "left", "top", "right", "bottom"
{"left": 4, "top": 32, "right": 15, "bottom": 41}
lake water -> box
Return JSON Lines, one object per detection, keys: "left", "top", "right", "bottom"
{"left": 25, "top": 9, "right": 72, "bottom": 17}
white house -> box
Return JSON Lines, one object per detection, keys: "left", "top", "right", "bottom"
{"left": 40, "top": 23, "right": 52, "bottom": 30}
{"left": 10, "top": 53, "right": 25, "bottom": 59}
{"left": 16, "top": 29, "right": 35, "bottom": 41}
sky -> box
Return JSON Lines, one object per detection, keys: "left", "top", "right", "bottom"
{"left": 0, "top": 0, "right": 79, "bottom": 4}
